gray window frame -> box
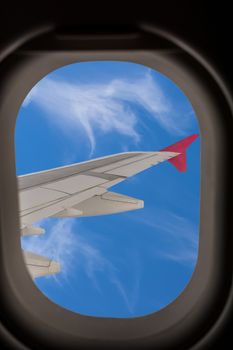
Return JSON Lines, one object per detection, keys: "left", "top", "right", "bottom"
{"left": 0, "top": 26, "right": 232, "bottom": 349}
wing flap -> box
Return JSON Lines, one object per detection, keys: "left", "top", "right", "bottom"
{"left": 20, "top": 186, "right": 106, "bottom": 227}
{"left": 53, "top": 191, "right": 144, "bottom": 218}
{"left": 19, "top": 187, "right": 66, "bottom": 211}
{"left": 23, "top": 251, "right": 60, "bottom": 278}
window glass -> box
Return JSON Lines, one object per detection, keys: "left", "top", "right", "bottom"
{"left": 16, "top": 61, "right": 200, "bottom": 318}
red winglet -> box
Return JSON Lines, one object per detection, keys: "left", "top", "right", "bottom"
{"left": 160, "top": 134, "right": 199, "bottom": 172}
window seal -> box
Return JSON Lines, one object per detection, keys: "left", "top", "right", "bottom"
{"left": 0, "top": 27, "right": 232, "bottom": 349}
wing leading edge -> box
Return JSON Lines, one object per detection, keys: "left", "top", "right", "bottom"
{"left": 19, "top": 134, "right": 198, "bottom": 277}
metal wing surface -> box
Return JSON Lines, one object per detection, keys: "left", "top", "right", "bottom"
{"left": 18, "top": 151, "right": 177, "bottom": 233}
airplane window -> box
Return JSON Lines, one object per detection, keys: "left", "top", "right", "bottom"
{"left": 15, "top": 61, "right": 200, "bottom": 318}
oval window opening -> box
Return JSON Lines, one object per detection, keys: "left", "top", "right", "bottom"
{"left": 15, "top": 61, "right": 200, "bottom": 318}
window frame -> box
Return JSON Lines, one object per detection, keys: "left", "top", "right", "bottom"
{"left": 0, "top": 26, "right": 232, "bottom": 349}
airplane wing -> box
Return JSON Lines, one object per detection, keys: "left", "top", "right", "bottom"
{"left": 19, "top": 134, "right": 198, "bottom": 277}
{"left": 18, "top": 150, "right": 178, "bottom": 233}
{"left": 23, "top": 251, "right": 60, "bottom": 278}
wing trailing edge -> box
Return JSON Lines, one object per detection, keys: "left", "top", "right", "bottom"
{"left": 53, "top": 191, "right": 144, "bottom": 218}
{"left": 23, "top": 251, "right": 60, "bottom": 278}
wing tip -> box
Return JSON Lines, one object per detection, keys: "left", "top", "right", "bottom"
{"left": 161, "top": 134, "right": 199, "bottom": 172}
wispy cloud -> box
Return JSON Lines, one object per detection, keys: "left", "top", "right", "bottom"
{"left": 21, "top": 218, "right": 140, "bottom": 313}
{"left": 127, "top": 209, "right": 199, "bottom": 267}
{"left": 23, "top": 72, "right": 193, "bottom": 155}
{"left": 21, "top": 219, "right": 78, "bottom": 279}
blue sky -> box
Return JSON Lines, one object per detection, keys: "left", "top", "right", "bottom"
{"left": 16, "top": 61, "right": 200, "bottom": 318}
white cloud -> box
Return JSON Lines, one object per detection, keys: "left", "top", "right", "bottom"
{"left": 21, "top": 218, "right": 139, "bottom": 313}
{"left": 22, "top": 72, "right": 193, "bottom": 155}
{"left": 21, "top": 218, "right": 77, "bottom": 278}
{"left": 127, "top": 209, "right": 199, "bottom": 267}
